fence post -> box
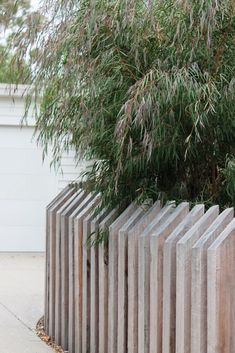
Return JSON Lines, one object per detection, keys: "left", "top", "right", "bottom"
{"left": 191, "top": 208, "right": 233, "bottom": 353}
{"left": 176, "top": 206, "right": 219, "bottom": 353}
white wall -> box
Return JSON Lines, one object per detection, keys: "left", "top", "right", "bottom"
{"left": 0, "top": 84, "right": 86, "bottom": 252}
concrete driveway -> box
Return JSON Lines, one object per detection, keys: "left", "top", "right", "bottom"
{"left": 0, "top": 253, "right": 53, "bottom": 353}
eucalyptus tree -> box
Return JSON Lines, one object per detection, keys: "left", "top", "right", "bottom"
{"left": 15, "top": 0, "right": 235, "bottom": 208}
{"left": 0, "top": 0, "right": 42, "bottom": 83}
{"left": 0, "top": 44, "right": 30, "bottom": 83}
{"left": 0, "top": 0, "right": 30, "bottom": 28}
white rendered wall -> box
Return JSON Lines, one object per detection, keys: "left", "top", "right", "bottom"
{"left": 0, "top": 84, "right": 86, "bottom": 252}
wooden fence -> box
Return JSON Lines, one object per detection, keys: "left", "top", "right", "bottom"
{"left": 44, "top": 185, "right": 235, "bottom": 353}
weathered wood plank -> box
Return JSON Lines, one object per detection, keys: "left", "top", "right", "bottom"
{"left": 162, "top": 205, "right": 204, "bottom": 353}
{"left": 108, "top": 203, "right": 138, "bottom": 353}
{"left": 127, "top": 201, "right": 161, "bottom": 353}
{"left": 83, "top": 208, "right": 108, "bottom": 353}
{"left": 207, "top": 219, "right": 235, "bottom": 353}
{"left": 82, "top": 210, "right": 97, "bottom": 353}
{"left": 117, "top": 206, "right": 148, "bottom": 353}
{"left": 45, "top": 185, "right": 71, "bottom": 333}
{"left": 149, "top": 202, "right": 189, "bottom": 353}
{"left": 55, "top": 190, "right": 81, "bottom": 345}
{"left": 191, "top": 208, "right": 233, "bottom": 353}
{"left": 98, "top": 209, "right": 120, "bottom": 353}
{"left": 138, "top": 204, "right": 175, "bottom": 353}
{"left": 68, "top": 192, "right": 95, "bottom": 353}
{"left": 74, "top": 194, "right": 100, "bottom": 353}
{"left": 176, "top": 206, "right": 219, "bottom": 353}
{"left": 60, "top": 190, "right": 88, "bottom": 350}
{"left": 47, "top": 187, "right": 76, "bottom": 340}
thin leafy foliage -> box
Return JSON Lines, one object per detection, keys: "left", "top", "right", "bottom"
{"left": 0, "top": 0, "right": 44, "bottom": 84}
{"left": 12, "top": 0, "right": 235, "bottom": 209}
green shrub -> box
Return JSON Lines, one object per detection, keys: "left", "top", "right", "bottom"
{"left": 21, "top": 0, "right": 235, "bottom": 208}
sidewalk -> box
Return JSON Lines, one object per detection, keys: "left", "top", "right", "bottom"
{"left": 0, "top": 253, "right": 53, "bottom": 353}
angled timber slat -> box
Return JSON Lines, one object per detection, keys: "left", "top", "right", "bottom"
{"left": 68, "top": 192, "right": 94, "bottom": 353}
{"left": 176, "top": 206, "right": 219, "bottom": 353}
{"left": 98, "top": 209, "right": 120, "bottom": 353}
{"left": 162, "top": 204, "right": 205, "bottom": 353}
{"left": 207, "top": 219, "right": 235, "bottom": 353}
{"left": 149, "top": 202, "right": 189, "bottom": 353}
{"left": 191, "top": 208, "right": 233, "bottom": 353}
{"left": 127, "top": 201, "right": 161, "bottom": 353}
{"left": 138, "top": 204, "right": 175, "bottom": 353}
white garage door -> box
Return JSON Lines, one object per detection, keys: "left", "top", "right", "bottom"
{"left": 0, "top": 126, "right": 58, "bottom": 252}
{"left": 0, "top": 84, "right": 86, "bottom": 252}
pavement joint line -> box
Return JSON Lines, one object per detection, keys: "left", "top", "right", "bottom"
{"left": 0, "top": 301, "right": 34, "bottom": 333}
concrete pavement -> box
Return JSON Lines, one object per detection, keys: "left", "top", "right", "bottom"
{"left": 0, "top": 253, "right": 53, "bottom": 353}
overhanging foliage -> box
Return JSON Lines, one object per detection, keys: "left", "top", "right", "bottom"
{"left": 16, "top": 0, "right": 235, "bottom": 208}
